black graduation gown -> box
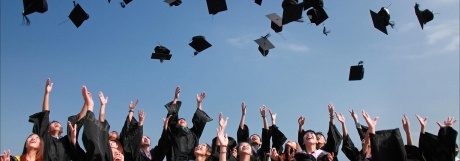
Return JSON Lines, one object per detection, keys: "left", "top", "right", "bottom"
{"left": 29, "top": 111, "right": 73, "bottom": 161}
{"left": 164, "top": 101, "right": 213, "bottom": 161}
{"left": 293, "top": 151, "right": 330, "bottom": 161}
{"left": 236, "top": 124, "right": 271, "bottom": 161}
{"left": 340, "top": 135, "right": 370, "bottom": 161}
{"left": 270, "top": 125, "right": 287, "bottom": 154}
{"left": 81, "top": 110, "right": 113, "bottom": 161}
{"left": 298, "top": 123, "right": 342, "bottom": 161}
{"left": 404, "top": 145, "right": 426, "bottom": 161}
{"left": 369, "top": 128, "right": 406, "bottom": 161}
{"left": 419, "top": 127, "right": 458, "bottom": 161}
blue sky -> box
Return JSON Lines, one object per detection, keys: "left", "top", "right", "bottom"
{"left": 1, "top": 0, "right": 459, "bottom": 160}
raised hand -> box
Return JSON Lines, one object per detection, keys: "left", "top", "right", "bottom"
{"left": 326, "top": 152, "right": 335, "bottom": 161}
{"left": 174, "top": 86, "right": 181, "bottom": 99}
{"left": 336, "top": 112, "right": 345, "bottom": 124}
{"left": 138, "top": 109, "right": 145, "bottom": 126}
{"left": 415, "top": 114, "right": 427, "bottom": 127}
{"left": 196, "top": 92, "right": 206, "bottom": 103}
{"left": 68, "top": 121, "right": 77, "bottom": 146}
{"left": 269, "top": 109, "right": 277, "bottom": 125}
{"left": 241, "top": 102, "right": 247, "bottom": 116}
{"left": 436, "top": 117, "right": 457, "bottom": 128}
{"left": 216, "top": 126, "right": 228, "bottom": 146}
{"left": 402, "top": 114, "right": 410, "bottom": 133}
{"left": 1, "top": 150, "right": 11, "bottom": 161}
{"left": 98, "top": 91, "right": 108, "bottom": 106}
{"left": 45, "top": 78, "right": 53, "bottom": 94}
{"left": 362, "top": 110, "right": 378, "bottom": 133}
{"left": 260, "top": 105, "right": 267, "bottom": 117}
{"left": 328, "top": 103, "right": 335, "bottom": 116}
{"left": 129, "top": 99, "right": 139, "bottom": 110}
{"left": 163, "top": 115, "right": 172, "bottom": 130}
{"left": 82, "top": 86, "right": 94, "bottom": 110}
{"left": 298, "top": 115, "right": 305, "bottom": 126}
{"left": 348, "top": 109, "right": 359, "bottom": 123}
{"left": 218, "top": 112, "right": 229, "bottom": 130}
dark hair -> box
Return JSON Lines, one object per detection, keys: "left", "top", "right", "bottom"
{"left": 20, "top": 134, "right": 44, "bottom": 161}
{"left": 49, "top": 120, "right": 63, "bottom": 136}
{"left": 315, "top": 132, "right": 325, "bottom": 140}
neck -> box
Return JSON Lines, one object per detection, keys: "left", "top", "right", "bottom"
{"left": 50, "top": 131, "right": 59, "bottom": 138}
{"left": 239, "top": 154, "right": 251, "bottom": 161}
{"left": 304, "top": 144, "right": 317, "bottom": 154}
{"left": 141, "top": 145, "right": 150, "bottom": 152}
{"left": 26, "top": 150, "right": 37, "bottom": 160}
{"left": 195, "top": 155, "right": 207, "bottom": 161}
{"left": 251, "top": 144, "right": 260, "bottom": 149}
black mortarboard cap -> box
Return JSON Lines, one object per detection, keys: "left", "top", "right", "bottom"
{"left": 120, "top": 0, "right": 132, "bottom": 8}
{"left": 414, "top": 3, "right": 434, "bottom": 30}
{"left": 151, "top": 45, "right": 172, "bottom": 63}
{"left": 282, "top": 2, "right": 304, "bottom": 25}
{"left": 255, "top": 0, "right": 262, "bottom": 6}
{"left": 206, "top": 0, "right": 227, "bottom": 15}
{"left": 254, "top": 34, "right": 275, "bottom": 57}
{"left": 22, "top": 0, "right": 48, "bottom": 24}
{"left": 306, "top": 7, "right": 328, "bottom": 26}
{"left": 69, "top": 3, "right": 89, "bottom": 28}
{"left": 294, "top": 153, "right": 315, "bottom": 161}
{"left": 164, "top": 0, "right": 182, "bottom": 6}
{"left": 303, "top": 0, "right": 323, "bottom": 10}
{"left": 349, "top": 61, "right": 364, "bottom": 81}
{"left": 189, "top": 36, "right": 212, "bottom": 56}
{"left": 370, "top": 9, "right": 388, "bottom": 35}
{"left": 266, "top": 13, "right": 283, "bottom": 33}
{"left": 282, "top": 0, "right": 299, "bottom": 9}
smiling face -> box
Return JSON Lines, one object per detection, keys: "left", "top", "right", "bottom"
{"left": 316, "top": 133, "right": 326, "bottom": 147}
{"left": 49, "top": 121, "right": 62, "bottom": 135}
{"left": 249, "top": 134, "right": 261, "bottom": 146}
{"left": 177, "top": 118, "right": 188, "bottom": 127}
{"left": 26, "top": 134, "right": 41, "bottom": 150}
{"left": 238, "top": 142, "right": 252, "bottom": 156}
{"left": 194, "top": 143, "right": 211, "bottom": 156}
{"left": 141, "top": 136, "right": 151, "bottom": 147}
{"left": 112, "top": 147, "right": 124, "bottom": 161}
{"left": 303, "top": 132, "right": 317, "bottom": 145}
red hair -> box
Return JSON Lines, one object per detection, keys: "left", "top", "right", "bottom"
{"left": 20, "top": 134, "right": 44, "bottom": 161}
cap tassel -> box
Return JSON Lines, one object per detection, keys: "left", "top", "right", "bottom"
{"left": 22, "top": 12, "right": 31, "bottom": 25}
{"left": 389, "top": 21, "right": 395, "bottom": 28}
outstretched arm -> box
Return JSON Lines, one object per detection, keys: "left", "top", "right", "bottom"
{"left": 415, "top": 114, "right": 427, "bottom": 134}
{"left": 239, "top": 102, "right": 246, "bottom": 130}
{"left": 269, "top": 109, "right": 277, "bottom": 126}
{"left": 402, "top": 114, "right": 412, "bottom": 145}
{"left": 172, "top": 86, "right": 180, "bottom": 105}
{"left": 42, "top": 78, "right": 53, "bottom": 112}
{"left": 328, "top": 103, "right": 335, "bottom": 125}
{"left": 260, "top": 105, "right": 268, "bottom": 130}
{"left": 98, "top": 91, "right": 108, "bottom": 122}
{"left": 196, "top": 92, "right": 205, "bottom": 110}
{"left": 362, "top": 110, "right": 378, "bottom": 134}
{"left": 336, "top": 112, "right": 347, "bottom": 137}
{"left": 77, "top": 86, "right": 90, "bottom": 121}
{"left": 128, "top": 99, "right": 138, "bottom": 123}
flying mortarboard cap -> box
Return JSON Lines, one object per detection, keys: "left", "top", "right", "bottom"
{"left": 266, "top": 13, "right": 283, "bottom": 33}
{"left": 255, "top": 0, "right": 262, "bottom": 6}
{"left": 349, "top": 61, "right": 364, "bottom": 81}
{"left": 303, "top": 0, "right": 323, "bottom": 10}
{"left": 282, "top": 2, "right": 304, "bottom": 25}
{"left": 370, "top": 9, "right": 388, "bottom": 35}
{"left": 22, "top": 0, "right": 48, "bottom": 25}
{"left": 151, "top": 45, "right": 172, "bottom": 63}
{"left": 306, "top": 7, "right": 328, "bottom": 26}
{"left": 206, "top": 0, "right": 228, "bottom": 15}
{"left": 69, "top": 2, "right": 89, "bottom": 28}
{"left": 120, "top": 0, "right": 132, "bottom": 8}
{"left": 189, "top": 36, "right": 212, "bottom": 56}
{"left": 164, "top": 0, "right": 182, "bottom": 6}
{"left": 254, "top": 34, "right": 275, "bottom": 57}
{"left": 414, "top": 3, "right": 434, "bottom": 30}
{"left": 282, "top": 0, "right": 299, "bottom": 9}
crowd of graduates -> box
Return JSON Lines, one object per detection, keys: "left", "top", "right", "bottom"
{"left": 0, "top": 78, "right": 458, "bottom": 161}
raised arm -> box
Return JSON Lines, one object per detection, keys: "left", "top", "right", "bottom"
{"left": 362, "top": 110, "right": 378, "bottom": 135}
{"left": 128, "top": 99, "right": 138, "bottom": 123}
{"left": 239, "top": 102, "right": 246, "bottom": 130}
{"left": 217, "top": 126, "right": 228, "bottom": 161}
{"left": 402, "top": 114, "right": 412, "bottom": 145}
{"left": 77, "top": 86, "right": 89, "bottom": 121}
{"left": 172, "top": 86, "right": 180, "bottom": 105}
{"left": 297, "top": 116, "right": 305, "bottom": 150}
{"left": 98, "top": 91, "right": 108, "bottom": 122}
{"left": 83, "top": 86, "right": 94, "bottom": 112}
{"left": 260, "top": 105, "right": 268, "bottom": 130}
{"left": 328, "top": 103, "right": 335, "bottom": 125}
{"left": 190, "top": 92, "right": 213, "bottom": 138}
{"left": 269, "top": 109, "right": 277, "bottom": 126}
{"left": 42, "top": 78, "right": 53, "bottom": 111}
{"left": 336, "top": 112, "right": 347, "bottom": 137}
{"left": 416, "top": 114, "right": 427, "bottom": 134}
{"left": 196, "top": 92, "right": 205, "bottom": 110}
{"left": 298, "top": 115, "right": 305, "bottom": 133}
{"left": 68, "top": 121, "right": 78, "bottom": 147}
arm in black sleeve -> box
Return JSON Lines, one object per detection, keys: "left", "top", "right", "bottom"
{"left": 298, "top": 129, "right": 306, "bottom": 151}
{"left": 29, "top": 110, "right": 50, "bottom": 137}
{"left": 436, "top": 126, "right": 458, "bottom": 161}
{"left": 237, "top": 124, "right": 250, "bottom": 144}
{"left": 322, "top": 122, "right": 343, "bottom": 160}
{"left": 341, "top": 135, "right": 360, "bottom": 161}
{"left": 418, "top": 132, "right": 437, "bottom": 161}
{"left": 82, "top": 111, "right": 113, "bottom": 161}
{"left": 67, "top": 114, "right": 86, "bottom": 161}
{"left": 190, "top": 109, "right": 213, "bottom": 139}
{"left": 258, "top": 128, "right": 271, "bottom": 161}
{"left": 123, "top": 117, "right": 143, "bottom": 161}
{"left": 270, "top": 125, "right": 286, "bottom": 154}
{"left": 151, "top": 129, "right": 170, "bottom": 161}
{"left": 164, "top": 101, "right": 182, "bottom": 128}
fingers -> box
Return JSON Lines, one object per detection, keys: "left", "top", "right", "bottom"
{"left": 436, "top": 122, "right": 442, "bottom": 127}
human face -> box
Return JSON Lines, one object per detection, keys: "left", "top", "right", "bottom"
{"left": 141, "top": 136, "right": 151, "bottom": 146}
{"left": 238, "top": 142, "right": 252, "bottom": 155}
{"left": 26, "top": 134, "right": 41, "bottom": 150}
{"left": 249, "top": 134, "right": 261, "bottom": 146}
{"left": 109, "top": 131, "right": 118, "bottom": 141}
{"left": 194, "top": 143, "right": 210, "bottom": 156}
{"left": 303, "top": 132, "right": 317, "bottom": 145}
{"left": 178, "top": 118, "right": 187, "bottom": 127}
{"left": 112, "top": 147, "right": 124, "bottom": 161}
{"left": 49, "top": 121, "right": 62, "bottom": 134}
{"left": 316, "top": 134, "right": 326, "bottom": 146}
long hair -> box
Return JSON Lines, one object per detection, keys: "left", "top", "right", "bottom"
{"left": 20, "top": 134, "right": 44, "bottom": 161}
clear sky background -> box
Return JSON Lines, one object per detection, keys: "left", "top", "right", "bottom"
{"left": 1, "top": 0, "right": 459, "bottom": 160}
